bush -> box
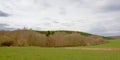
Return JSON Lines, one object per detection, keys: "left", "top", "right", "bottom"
{"left": 1, "top": 41, "right": 13, "bottom": 47}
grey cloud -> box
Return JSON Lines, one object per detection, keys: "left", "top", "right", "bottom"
{"left": 103, "top": 5, "right": 120, "bottom": 12}
{"left": 89, "top": 26, "right": 107, "bottom": 36}
{"left": 42, "top": 0, "right": 52, "bottom": 8}
{"left": 0, "top": 0, "right": 120, "bottom": 36}
{"left": 0, "top": 23, "right": 14, "bottom": 30}
{"left": 59, "top": 7, "right": 67, "bottom": 15}
{"left": 0, "top": 11, "right": 9, "bottom": 17}
{"left": 89, "top": 19, "right": 120, "bottom": 36}
{"left": 52, "top": 21, "right": 60, "bottom": 24}
{"left": 99, "top": 0, "right": 120, "bottom": 12}
{"left": 0, "top": 24, "right": 8, "bottom": 27}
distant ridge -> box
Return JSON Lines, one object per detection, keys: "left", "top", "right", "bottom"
{"left": 110, "top": 36, "right": 120, "bottom": 40}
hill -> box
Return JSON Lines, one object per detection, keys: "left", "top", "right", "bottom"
{"left": 0, "top": 29, "right": 108, "bottom": 47}
{"left": 110, "top": 36, "right": 120, "bottom": 40}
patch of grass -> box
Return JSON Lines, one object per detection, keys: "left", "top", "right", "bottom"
{"left": 85, "top": 40, "right": 120, "bottom": 48}
{"left": 0, "top": 47, "right": 120, "bottom": 60}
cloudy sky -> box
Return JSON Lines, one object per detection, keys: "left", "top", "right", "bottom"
{"left": 0, "top": 0, "right": 120, "bottom": 36}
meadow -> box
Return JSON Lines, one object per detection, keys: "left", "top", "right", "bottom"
{"left": 0, "top": 40, "right": 120, "bottom": 60}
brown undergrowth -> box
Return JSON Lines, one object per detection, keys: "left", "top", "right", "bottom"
{"left": 64, "top": 47, "right": 120, "bottom": 51}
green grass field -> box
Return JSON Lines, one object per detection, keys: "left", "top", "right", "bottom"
{"left": 0, "top": 40, "right": 120, "bottom": 60}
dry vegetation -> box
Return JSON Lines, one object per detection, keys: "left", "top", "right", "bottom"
{"left": 0, "top": 29, "right": 108, "bottom": 47}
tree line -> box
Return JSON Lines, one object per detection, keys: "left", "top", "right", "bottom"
{"left": 0, "top": 29, "right": 108, "bottom": 47}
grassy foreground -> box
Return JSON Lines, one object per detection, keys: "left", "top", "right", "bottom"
{"left": 0, "top": 40, "right": 120, "bottom": 60}
{"left": 0, "top": 47, "right": 120, "bottom": 60}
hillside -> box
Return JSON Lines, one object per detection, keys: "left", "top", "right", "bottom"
{"left": 110, "top": 36, "right": 120, "bottom": 40}
{"left": 0, "top": 29, "right": 108, "bottom": 47}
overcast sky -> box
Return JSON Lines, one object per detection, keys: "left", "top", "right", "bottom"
{"left": 0, "top": 0, "right": 120, "bottom": 36}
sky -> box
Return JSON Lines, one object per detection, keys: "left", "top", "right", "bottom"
{"left": 0, "top": 0, "right": 120, "bottom": 36}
